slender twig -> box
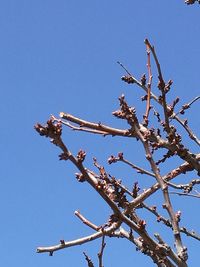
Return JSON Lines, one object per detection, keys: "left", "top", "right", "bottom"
{"left": 143, "top": 40, "right": 153, "bottom": 126}
{"left": 144, "top": 39, "right": 164, "bottom": 84}
{"left": 117, "top": 61, "right": 132, "bottom": 76}
{"left": 171, "top": 96, "right": 200, "bottom": 118}
{"left": 108, "top": 153, "right": 156, "bottom": 178}
{"left": 170, "top": 192, "right": 200, "bottom": 198}
{"left": 180, "top": 227, "right": 200, "bottom": 241}
{"left": 144, "top": 39, "right": 171, "bottom": 134}
{"left": 98, "top": 235, "right": 106, "bottom": 267}
{"left": 142, "top": 203, "right": 171, "bottom": 227}
{"left": 75, "top": 210, "right": 100, "bottom": 231}
{"left": 167, "top": 179, "right": 200, "bottom": 193}
{"left": 117, "top": 61, "right": 159, "bottom": 103}
{"left": 120, "top": 157, "right": 156, "bottom": 178}
{"left": 174, "top": 115, "right": 200, "bottom": 146}
{"left": 83, "top": 252, "right": 95, "bottom": 267}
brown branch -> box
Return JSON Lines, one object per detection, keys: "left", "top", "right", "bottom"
{"left": 35, "top": 119, "right": 124, "bottom": 216}
{"left": 144, "top": 39, "right": 164, "bottom": 85}
{"left": 180, "top": 227, "right": 200, "bottom": 241}
{"left": 61, "top": 120, "right": 110, "bottom": 135}
{"left": 112, "top": 180, "right": 134, "bottom": 198}
{"left": 158, "top": 140, "right": 200, "bottom": 173}
{"left": 59, "top": 112, "right": 134, "bottom": 137}
{"left": 145, "top": 155, "right": 185, "bottom": 260}
{"left": 172, "top": 96, "right": 200, "bottom": 118}
{"left": 141, "top": 203, "right": 200, "bottom": 241}
{"left": 108, "top": 152, "right": 156, "bottom": 178}
{"left": 37, "top": 222, "right": 120, "bottom": 254}
{"left": 144, "top": 39, "right": 171, "bottom": 135}
{"left": 141, "top": 203, "right": 172, "bottom": 228}
{"left": 167, "top": 179, "right": 200, "bottom": 193}
{"left": 143, "top": 40, "right": 153, "bottom": 126}
{"left": 59, "top": 110, "right": 200, "bottom": 173}
{"left": 119, "top": 210, "right": 187, "bottom": 266}
{"left": 173, "top": 115, "right": 200, "bottom": 146}
{"left": 114, "top": 96, "right": 200, "bottom": 173}
{"left": 34, "top": 39, "right": 200, "bottom": 266}
{"left": 83, "top": 252, "right": 95, "bottom": 267}
{"left": 120, "top": 228, "right": 177, "bottom": 267}
{"left": 126, "top": 119, "right": 187, "bottom": 262}
{"left": 37, "top": 232, "right": 104, "bottom": 254}
{"left": 129, "top": 154, "right": 200, "bottom": 210}
{"left": 98, "top": 235, "right": 106, "bottom": 267}
{"left": 118, "top": 55, "right": 200, "bottom": 146}
{"left": 153, "top": 234, "right": 177, "bottom": 267}
{"left": 118, "top": 61, "right": 159, "bottom": 103}
{"left": 35, "top": 119, "right": 187, "bottom": 265}
{"left": 75, "top": 210, "right": 100, "bottom": 231}
{"left": 119, "top": 157, "right": 156, "bottom": 178}
{"left": 164, "top": 154, "right": 200, "bottom": 179}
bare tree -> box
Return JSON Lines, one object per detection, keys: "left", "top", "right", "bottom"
{"left": 35, "top": 35, "right": 200, "bottom": 266}
{"left": 34, "top": 3, "right": 200, "bottom": 266}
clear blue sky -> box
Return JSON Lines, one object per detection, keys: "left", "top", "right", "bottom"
{"left": 1, "top": 1, "right": 199, "bottom": 266}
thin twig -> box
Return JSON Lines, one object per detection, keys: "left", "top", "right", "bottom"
{"left": 83, "top": 252, "right": 95, "bottom": 267}
{"left": 117, "top": 61, "right": 132, "bottom": 76}
{"left": 120, "top": 157, "right": 156, "bottom": 178}
{"left": 167, "top": 179, "right": 200, "bottom": 193}
{"left": 117, "top": 61, "right": 159, "bottom": 102}
{"left": 108, "top": 153, "right": 156, "bottom": 178}
{"left": 171, "top": 96, "right": 200, "bottom": 118}
{"left": 75, "top": 210, "right": 100, "bottom": 231}
{"left": 180, "top": 227, "right": 200, "bottom": 241}
{"left": 174, "top": 115, "right": 200, "bottom": 146}
{"left": 98, "top": 235, "right": 106, "bottom": 267}
{"left": 170, "top": 192, "right": 200, "bottom": 198}
{"left": 142, "top": 203, "right": 172, "bottom": 228}
{"left": 144, "top": 39, "right": 171, "bottom": 133}
{"left": 143, "top": 40, "right": 153, "bottom": 126}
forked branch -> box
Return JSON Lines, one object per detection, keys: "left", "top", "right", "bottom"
{"left": 35, "top": 39, "right": 200, "bottom": 267}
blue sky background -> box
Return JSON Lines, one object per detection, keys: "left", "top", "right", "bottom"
{"left": 1, "top": 1, "right": 200, "bottom": 266}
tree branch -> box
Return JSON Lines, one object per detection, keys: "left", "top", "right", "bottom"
{"left": 37, "top": 222, "right": 120, "bottom": 254}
